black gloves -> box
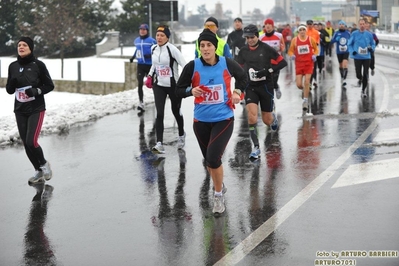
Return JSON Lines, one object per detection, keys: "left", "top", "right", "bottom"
{"left": 25, "top": 88, "right": 41, "bottom": 97}
{"left": 254, "top": 68, "right": 273, "bottom": 79}
{"left": 367, "top": 46, "right": 373, "bottom": 52}
{"left": 352, "top": 51, "right": 357, "bottom": 56}
{"left": 129, "top": 57, "right": 134, "bottom": 63}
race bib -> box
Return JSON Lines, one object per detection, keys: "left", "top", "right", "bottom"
{"left": 358, "top": 47, "right": 368, "bottom": 55}
{"left": 136, "top": 50, "right": 143, "bottom": 59}
{"left": 15, "top": 86, "right": 35, "bottom": 103}
{"left": 339, "top": 45, "right": 347, "bottom": 52}
{"left": 297, "top": 45, "right": 310, "bottom": 55}
{"left": 200, "top": 84, "right": 224, "bottom": 105}
{"left": 248, "top": 68, "right": 266, "bottom": 82}
{"left": 156, "top": 65, "right": 172, "bottom": 78}
{"left": 264, "top": 40, "right": 280, "bottom": 51}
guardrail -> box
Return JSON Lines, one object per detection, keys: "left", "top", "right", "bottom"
{"left": 376, "top": 34, "right": 399, "bottom": 50}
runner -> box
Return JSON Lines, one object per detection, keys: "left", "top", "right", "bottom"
{"left": 348, "top": 19, "right": 375, "bottom": 98}
{"left": 236, "top": 24, "right": 287, "bottom": 160}
{"left": 365, "top": 20, "right": 379, "bottom": 76}
{"left": 226, "top": 17, "right": 246, "bottom": 60}
{"left": 287, "top": 24, "right": 319, "bottom": 113}
{"left": 282, "top": 24, "right": 293, "bottom": 54}
{"left": 259, "top": 18, "right": 285, "bottom": 99}
{"left": 330, "top": 20, "right": 351, "bottom": 87}
{"left": 176, "top": 29, "right": 247, "bottom": 214}
{"left": 195, "top": 16, "right": 232, "bottom": 58}
{"left": 324, "top": 21, "right": 335, "bottom": 60}
{"left": 306, "top": 20, "right": 320, "bottom": 89}
{"left": 146, "top": 25, "right": 187, "bottom": 153}
{"left": 129, "top": 23, "right": 156, "bottom": 112}
{"left": 5, "top": 37, "right": 54, "bottom": 184}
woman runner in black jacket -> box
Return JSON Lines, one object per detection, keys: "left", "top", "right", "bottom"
{"left": 6, "top": 37, "right": 54, "bottom": 184}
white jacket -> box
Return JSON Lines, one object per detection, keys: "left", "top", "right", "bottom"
{"left": 149, "top": 42, "right": 187, "bottom": 87}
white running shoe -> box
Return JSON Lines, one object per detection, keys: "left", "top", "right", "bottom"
{"left": 152, "top": 142, "right": 165, "bottom": 154}
{"left": 28, "top": 170, "right": 45, "bottom": 184}
{"left": 212, "top": 194, "right": 225, "bottom": 214}
{"left": 40, "top": 161, "right": 52, "bottom": 181}
{"left": 177, "top": 133, "right": 186, "bottom": 150}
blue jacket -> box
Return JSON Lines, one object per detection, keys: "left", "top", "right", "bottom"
{"left": 330, "top": 29, "right": 351, "bottom": 55}
{"left": 348, "top": 30, "right": 375, "bottom": 60}
{"left": 132, "top": 35, "right": 156, "bottom": 65}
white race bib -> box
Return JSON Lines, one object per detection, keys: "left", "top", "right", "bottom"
{"left": 156, "top": 65, "right": 172, "bottom": 78}
{"left": 15, "top": 86, "right": 35, "bottom": 103}
{"left": 248, "top": 68, "right": 266, "bottom": 82}
{"left": 200, "top": 84, "right": 224, "bottom": 105}
{"left": 358, "top": 47, "right": 368, "bottom": 55}
{"left": 339, "top": 45, "right": 347, "bottom": 52}
{"left": 297, "top": 44, "right": 310, "bottom": 55}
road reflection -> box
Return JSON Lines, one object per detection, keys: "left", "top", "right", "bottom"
{"left": 23, "top": 184, "right": 56, "bottom": 266}
{"left": 199, "top": 171, "right": 232, "bottom": 266}
{"left": 151, "top": 150, "right": 193, "bottom": 265}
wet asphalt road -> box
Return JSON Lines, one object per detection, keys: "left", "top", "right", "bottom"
{"left": 1, "top": 53, "right": 399, "bottom": 266}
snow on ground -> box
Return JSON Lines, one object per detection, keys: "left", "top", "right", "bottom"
{"left": 0, "top": 44, "right": 196, "bottom": 146}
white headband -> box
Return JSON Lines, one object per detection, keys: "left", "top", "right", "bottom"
{"left": 298, "top": 25, "right": 307, "bottom": 31}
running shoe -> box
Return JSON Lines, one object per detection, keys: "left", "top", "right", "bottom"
{"left": 302, "top": 101, "right": 308, "bottom": 111}
{"left": 137, "top": 102, "right": 145, "bottom": 112}
{"left": 275, "top": 88, "right": 282, "bottom": 99}
{"left": 270, "top": 112, "right": 278, "bottom": 132}
{"left": 28, "top": 170, "right": 45, "bottom": 184}
{"left": 40, "top": 161, "right": 52, "bottom": 181}
{"left": 361, "top": 90, "right": 367, "bottom": 98}
{"left": 249, "top": 146, "right": 261, "bottom": 159}
{"left": 177, "top": 133, "right": 186, "bottom": 150}
{"left": 152, "top": 142, "right": 165, "bottom": 154}
{"left": 212, "top": 194, "right": 225, "bottom": 214}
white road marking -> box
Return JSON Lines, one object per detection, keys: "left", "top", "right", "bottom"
{"left": 332, "top": 157, "right": 399, "bottom": 188}
{"left": 214, "top": 63, "right": 391, "bottom": 266}
{"left": 373, "top": 127, "right": 399, "bottom": 144}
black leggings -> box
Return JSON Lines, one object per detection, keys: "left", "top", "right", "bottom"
{"left": 193, "top": 118, "right": 234, "bottom": 169}
{"left": 15, "top": 111, "right": 46, "bottom": 170}
{"left": 354, "top": 59, "right": 370, "bottom": 90}
{"left": 137, "top": 64, "right": 151, "bottom": 102}
{"left": 152, "top": 84, "right": 184, "bottom": 143}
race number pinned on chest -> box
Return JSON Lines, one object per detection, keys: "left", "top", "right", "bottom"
{"left": 15, "top": 86, "right": 35, "bottom": 103}
{"left": 297, "top": 44, "right": 310, "bottom": 55}
{"left": 200, "top": 84, "right": 224, "bottom": 105}
{"left": 358, "top": 47, "right": 368, "bottom": 55}
{"left": 156, "top": 65, "right": 172, "bottom": 78}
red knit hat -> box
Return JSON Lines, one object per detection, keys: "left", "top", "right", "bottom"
{"left": 264, "top": 18, "right": 274, "bottom": 27}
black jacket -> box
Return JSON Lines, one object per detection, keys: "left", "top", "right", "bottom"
{"left": 6, "top": 54, "right": 54, "bottom": 115}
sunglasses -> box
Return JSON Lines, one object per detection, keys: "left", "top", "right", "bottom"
{"left": 204, "top": 24, "right": 217, "bottom": 29}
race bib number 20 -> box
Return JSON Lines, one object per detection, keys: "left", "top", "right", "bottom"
{"left": 200, "top": 84, "right": 224, "bottom": 105}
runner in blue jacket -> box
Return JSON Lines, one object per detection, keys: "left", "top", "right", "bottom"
{"left": 130, "top": 24, "right": 156, "bottom": 112}
{"left": 348, "top": 19, "right": 375, "bottom": 97}
{"left": 330, "top": 20, "right": 351, "bottom": 87}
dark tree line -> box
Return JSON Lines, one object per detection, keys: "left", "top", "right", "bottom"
{"left": 0, "top": 0, "right": 148, "bottom": 57}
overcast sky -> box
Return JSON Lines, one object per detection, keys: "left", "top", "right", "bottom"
{"left": 180, "top": 0, "right": 274, "bottom": 17}
{"left": 111, "top": 0, "right": 274, "bottom": 18}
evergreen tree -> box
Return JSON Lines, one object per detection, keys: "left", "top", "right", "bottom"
{"left": 0, "top": 0, "right": 19, "bottom": 55}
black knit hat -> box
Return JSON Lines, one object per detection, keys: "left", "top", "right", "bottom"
{"left": 198, "top": 29, "right": 218, "bottom": 48}
{"left": 156, "top": 25, "right": 171, "bottom": 38}
{"left": 18, "top": 37, "right": 34, "bottom": 52}
{"left": 205, "top": 16, "right": 219, "bottom": 28}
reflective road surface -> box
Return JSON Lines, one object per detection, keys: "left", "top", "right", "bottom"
{"left": 1, "top": 52, "right": 399, "bottom": 266}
